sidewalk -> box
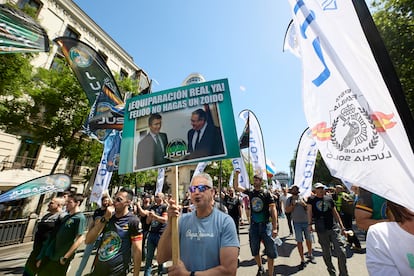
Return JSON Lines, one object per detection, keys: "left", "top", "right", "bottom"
{"left": 0, "top": 216, "right": 368, "bottom": 275}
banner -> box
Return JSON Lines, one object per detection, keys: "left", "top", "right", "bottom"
{"left": 283, "top": 19, "right": 301, "bottom": 58}
{"left": 155, "top": 168, "right": 165, "bottom": 194}
{"left": 293, "top": 128, "right": 317, "bottom": 198}
{"left": 119, "top": 79, "right": 240, "bottom": 173}
{"left": 238, "top": 116, "right": 249, "bottom": 149}
{"left": 231, "top": 157, "right": 250, "bottom": 189}
{"left": 239, "top": 110, "right": 267, "bottom": 181}
{"left": 192, "top": 162, "right": 209, "bottom": 180}
{"left": 0, "top": 4, "right": 49, "bottom": 53}
{"left": 54, "top": 37, "right": 123, "bottom": 142}
{"left": 288, "top": 0, "right": 414, "bottom": 211}
{"left": 89, "top": 130, "right": 121, "bottom": 205}
{"left": 0, "top": 174, "right": 70, "bottom": 203}
{"left": 266, "top": 158, "right": 277, "bottom": 178}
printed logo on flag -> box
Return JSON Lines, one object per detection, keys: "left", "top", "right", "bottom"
{"left": 313, "top": 89, "right": 396, "bottom": 162}
{"left": 69, "top": 46, "right": 93, "bottom": 68}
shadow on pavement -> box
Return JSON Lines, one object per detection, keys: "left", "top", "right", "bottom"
{"left": 239, "top": 258, "right": 257, "bottom": 267}
{"left": 0, "top": 266, "right": 24, "bottom": 274}
{"left": 274, "top": 264, "right": 302, "bottom": 275}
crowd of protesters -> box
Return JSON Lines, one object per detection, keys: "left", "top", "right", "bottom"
{"left": 20, "top": 170, "right": 414, "bottom": 276}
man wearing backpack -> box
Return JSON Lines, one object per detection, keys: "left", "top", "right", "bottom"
{"left": 234, "top": 171, "right": 278, "bottom": 276}
{"left": 334, "top": 185, "right": 361, "bottom": 251}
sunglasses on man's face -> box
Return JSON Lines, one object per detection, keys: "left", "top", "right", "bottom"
{"left": 114, "top": 197, "right": 124, "bottom": 203}
{"left": 188, "top": 184, "right": 211, "bottom": 193}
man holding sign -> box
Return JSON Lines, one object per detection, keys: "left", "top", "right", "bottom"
{"left": 157, "top": 172, "right": 239, "bottom": 275}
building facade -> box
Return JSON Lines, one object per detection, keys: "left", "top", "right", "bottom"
{"left": 0, "top": 0, "right": 150, "bottom": 217}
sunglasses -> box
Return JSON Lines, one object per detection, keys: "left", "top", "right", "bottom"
{"left": 188, "top": 184, "right": 211, "bottom": 193}
{"left": 114, "top": 197, "right": 124, "bottom": 203}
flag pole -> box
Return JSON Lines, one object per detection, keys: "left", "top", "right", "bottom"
{"left": 352, "top": 0, "right": 414, "bottom": 153}
{"left": 172, "top": 165, "right": 180, "bottom": 264}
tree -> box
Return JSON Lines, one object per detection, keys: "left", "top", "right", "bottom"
{"left": 0, "top": 57, "right": 93, "bottom": 173}
{"left": 0, "top": 54, "right": 33, "bottom": 97}
{"left": 371, "top": 0, "right": 414, "bottom": 114}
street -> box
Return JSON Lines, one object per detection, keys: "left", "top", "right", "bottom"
{"left": 0, "top": 216, "right": 368, "bottom": 275}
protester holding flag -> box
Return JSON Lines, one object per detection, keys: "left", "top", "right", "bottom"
{"left": 157, "top": 173, "right": 239, "bottom": 275}
{"left": 234, "top": 170, "right": 278, "bottom": 276}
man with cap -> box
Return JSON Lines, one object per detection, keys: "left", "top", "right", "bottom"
{"left": 307, "top": 183, "right": 348, "bottom": 276}
{"left": 285, "top": 185, "right": 314, "bottom": 270}
{"left": 234, "top": 171, "right": 278, "bottom": 276}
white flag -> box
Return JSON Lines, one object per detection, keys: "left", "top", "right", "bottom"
{"left": 293, "top": 128, "right": 317, "bottom": 198}
{"left": 155, "top": 168, "right": 165, "bottom": 194}
{"left": 90, "top": 152, "right": 113, "bottom": 206}
{"left": 288, "top": 0, "right": 414, "bottom": 211}
{"left": 239, "top": 110, "right": 267, "bottom": 181}
{"left": 228, "top": 170, "right": 234, "bottom": 187}
{"left": 232, "top": 157, "right": 250, "bottom": 189}
{"left": 192, "top": 162, "right": 209, "bottom": 179}
{"left": 90, "top": 130, "right": 119, "bottom": 205}
{"left": 283, "top": 20, "right": 301, "bottom": 58}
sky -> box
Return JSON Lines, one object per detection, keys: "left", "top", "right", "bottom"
{"left": 73, "top": 0, "right": 308, "bottom": 174}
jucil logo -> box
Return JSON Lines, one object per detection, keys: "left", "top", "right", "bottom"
{"left": 164, "top": 139, "right": 189, "bottom": 162}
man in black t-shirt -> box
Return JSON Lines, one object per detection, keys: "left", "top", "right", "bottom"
{"left": 224, "top": 187, "right": 242, "bottom": 236}
{"left": 307, "top": 183, "right": 348, "bottom": 276}
{"left": 86, "top": 188, "right": 142, "bottom": 276}
{"left": 23, "top": 197, "right": 65, "bottom": 276}
{"left": 144, "top": 192, "right": 168, "bottom": 276}
{"left": 234, "top": 171, "right": 278, "bottom": 276}
{"left": 181, "top": 192, "right": 191, "bottom": 213}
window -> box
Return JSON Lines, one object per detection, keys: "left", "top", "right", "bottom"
{"left": 18, "top": 0, "right": 42, "bottom": 16}
{"left": 57, "top": 27, "right": 79, "bottom": 55}
{"left": 98, "top": 50, "right": 108, "bottom": 62}
{"left": 63, "top": 26, "right": 80, "bottom": 39}
{"left": 14, "top": 138, "right": 40, "bottom": 169}
{"left": 119, "top": 68, "right": 128, "bottom": 80}
{"left": 50, "top": 54, "right": 66, "bottom": 71}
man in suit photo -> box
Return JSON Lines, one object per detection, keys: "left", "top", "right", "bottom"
{"left": 186, "top": 108, "right": 224, "bottom": 159}
{"left": 136, "top": 113, "right": 169, "bottom": 169}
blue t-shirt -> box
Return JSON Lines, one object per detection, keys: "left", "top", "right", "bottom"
{"left": 179, "top": 208, "right": 239, "bottom": 272}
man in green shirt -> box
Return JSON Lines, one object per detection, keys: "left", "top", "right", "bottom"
{"left": 37, "top": 193, "right": 86, "bottom": 275}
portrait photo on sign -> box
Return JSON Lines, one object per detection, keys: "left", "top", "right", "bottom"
{"left": 119, "top": 79, "right": 240, "bottom": 174}
{"left": 134, "top": 103, "right": 225, "bottom": 170}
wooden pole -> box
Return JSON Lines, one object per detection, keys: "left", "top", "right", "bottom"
{"left": 171, "top": 165, "right": 180, "bottom": 264}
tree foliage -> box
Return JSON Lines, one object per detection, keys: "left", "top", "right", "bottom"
{"left": 0, "top": 54, "right": 33, "bottom": 97}
{"left": 371, "top": 0, "right": 414, "bottom": 114}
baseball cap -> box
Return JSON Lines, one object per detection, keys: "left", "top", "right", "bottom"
{"left": 314, "top": 183, "right": 326, "bottom": 189}
{"left": 253, "top": 174, "right": 263, "bottom": 180}
{"left": 290, "top": 184, "right": 300, "bottom": 190}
